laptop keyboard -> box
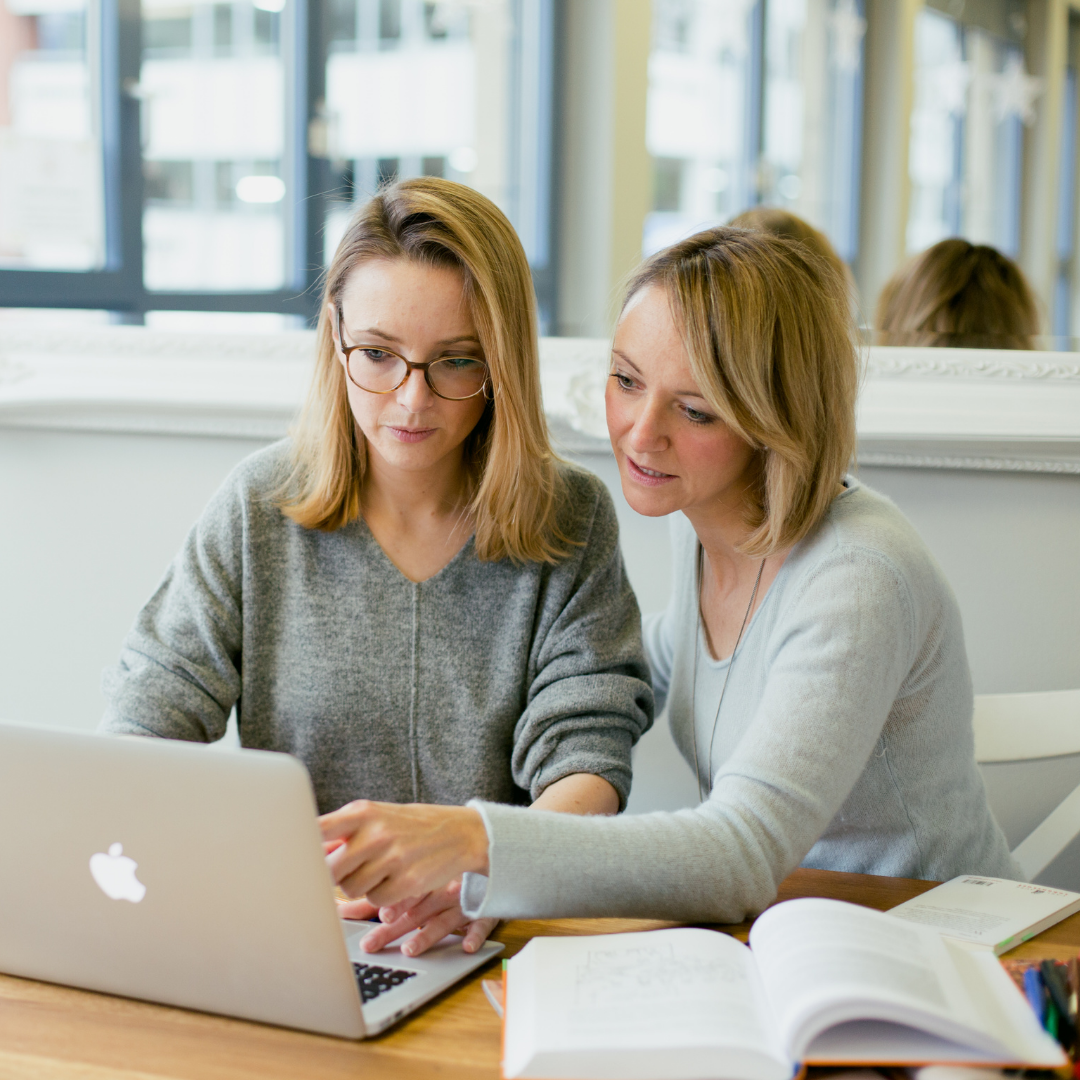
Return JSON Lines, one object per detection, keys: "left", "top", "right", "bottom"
{"left": 352, "top": 962, "right": 418, "bottom": 1004}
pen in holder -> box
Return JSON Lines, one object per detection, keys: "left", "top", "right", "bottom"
{"left": 1002, "top": 954, "right": 1080, "bottom": 1072}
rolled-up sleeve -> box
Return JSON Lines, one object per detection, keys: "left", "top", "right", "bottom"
{"left": 509, "top": 477, "right": 654, "bottom": 809}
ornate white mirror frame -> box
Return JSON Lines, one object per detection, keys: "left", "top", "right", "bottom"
{"left": 1, "top": 327, "right": 1078, "bottom": 475}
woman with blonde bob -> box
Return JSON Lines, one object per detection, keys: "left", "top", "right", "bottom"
{"left": 100, "top": 177, "right": 652, "bottom": 951}
{"left": 320, "top": 226, "right": 1018, "bottom": 925}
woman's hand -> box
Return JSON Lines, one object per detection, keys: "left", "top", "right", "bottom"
{"left": 319, "top": 800, "right": 489, "bottom": 911}
{"left": 342, "top": 879, "right": 498, "bottom": 956}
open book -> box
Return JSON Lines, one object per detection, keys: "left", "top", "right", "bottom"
{"left": 502, "top": 898, "right": 1066, "bottom": 1080}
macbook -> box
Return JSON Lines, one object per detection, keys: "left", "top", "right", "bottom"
{"left": 0, "top": 721, "right": 503, "bottom": 1037}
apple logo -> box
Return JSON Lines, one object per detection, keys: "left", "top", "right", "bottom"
{"left": 89, "top": 843, "right": 147, "bottom": 903}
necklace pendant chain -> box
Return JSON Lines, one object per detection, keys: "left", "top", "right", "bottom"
{"left": 690, "top": 552, "right": 766, "bottom": 804}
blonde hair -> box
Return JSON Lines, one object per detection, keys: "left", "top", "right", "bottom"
{"left": 729, "top": 206, "right": 860, "bottom": 316}
{"left": 278, "top": 177, "right": 570, "bottom": 563}
{"left": 624, "top": 226, "right": 858, "bottom": 557}
{"left": 876, "top": 238, "right": 1039, "bottom": 349}
{"left": 728, "top": 207, "right": 847, "bottom": 279}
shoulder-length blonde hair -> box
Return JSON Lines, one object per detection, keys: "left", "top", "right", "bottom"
{"left": 875, "top": 238, "right": 1039, "bottom": 349}
{"left": 624, "top": 226, "right": 858, "bottom": 558}
{"left": 278, "top": 177, "right": 569, "bottom": 564}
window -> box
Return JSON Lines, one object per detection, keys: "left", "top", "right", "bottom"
{"left": 906, "top": 2, "right": 1034, "bottom": 258}
{"left": 323, "top": 0, "right": 483, "bottom": 262}
{"left": 1053, "top": 16, "right": 1080, "bottom": 341}
{"left": 140, "top": 0, "right": 289, "bottom": 292}
{"left": 643, "top": 0, "right": 758, "bottom": 256}
{"left": 759, "top": 0, "right": 865, "bottom": 261}
{"left": 0, "top": 0, "right": 558, "bottom": 324}
{"left": 0, "top": 0, "right": 107, "bottom": 271}
{"left": 643, "top": 0, "right": 866, "bottom": 263}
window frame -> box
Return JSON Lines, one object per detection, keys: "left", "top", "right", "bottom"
{"left": 0, "top": 0, "right": 560, "bottom": 325}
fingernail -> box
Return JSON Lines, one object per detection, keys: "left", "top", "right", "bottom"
{"left": 403, "top": 942, "right": 417, "bottom": 956}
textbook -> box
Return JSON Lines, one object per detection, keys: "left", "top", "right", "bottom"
{"left": 501, "top": 898, "right": 1066, "bottom": 1080}
{"left": 888, "top": 875, "right": 1080, "bottom": 954}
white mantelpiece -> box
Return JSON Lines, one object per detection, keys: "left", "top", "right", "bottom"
{"left": 1, "top": 326, "right": 1078, "bottom": 473}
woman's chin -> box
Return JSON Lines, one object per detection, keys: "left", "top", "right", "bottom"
{"left": 621, "top": 479, "right": 681, "bottom": 518}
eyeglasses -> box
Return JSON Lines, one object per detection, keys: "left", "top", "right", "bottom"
{"left": 335, "top": 306, "right": 491, "bottom": 401}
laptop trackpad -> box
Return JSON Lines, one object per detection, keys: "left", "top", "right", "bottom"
{"left": 340, "top": 919, "right": 466, "bottom": 964}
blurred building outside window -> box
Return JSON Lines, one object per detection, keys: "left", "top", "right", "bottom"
{"left": 0, "top": 0, "right": 107, "bottom": 271}
{"left": 643, "top": 0, "right": 866, "bottom": 264}
{"left": 139, "top": 0, "right": 288, "bottom": 291}
{"left": 322, "top": 0, "right": 510, "bottom": 265}
{"left": 0, "top": 0, "right": 552, "bottom": 326}
{"left": 906, "top": 3, "right": 1042, "bottom": 259}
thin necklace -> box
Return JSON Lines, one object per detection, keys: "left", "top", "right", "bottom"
{"left": 690, "top": 548, "right": 766, "bottom": 803}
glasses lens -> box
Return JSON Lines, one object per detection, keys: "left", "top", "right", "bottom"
{"left": 429, "top": 358, "right": 488, "bottom": 399}
{"left": 348, "top": 349, "right": 408, "bottom": 392}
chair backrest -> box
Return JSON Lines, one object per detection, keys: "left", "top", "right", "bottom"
{"left": 973, "top": 690, "right": 1080, "bottom": 887}
{"left": 974, "top": 690, "right": 1080, "bottom": 762}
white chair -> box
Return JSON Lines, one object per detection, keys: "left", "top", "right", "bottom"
{"left": 974, "top": 690, "right": 1080, "bottom": 886}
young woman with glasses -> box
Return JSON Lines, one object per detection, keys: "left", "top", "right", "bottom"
{"left": 100, "top": 178, "right": 652, "bottom": 954}
{"left": 317, "top": 226, "right": 1019, "bottom": 926}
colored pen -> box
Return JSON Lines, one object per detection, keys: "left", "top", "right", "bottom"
{"left": 1043, "top": 960, "right": 1078, "bottom": 1049}
{"left": 1048, "top": 998, "right": 1061, "bottom": 1041}
{"left": 1026, "top": 966, "right": 1047, "bottom": 1026}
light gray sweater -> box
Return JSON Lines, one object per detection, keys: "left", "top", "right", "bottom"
{"left": 99, "top": 441, "right": 653, "bottom": 813}
{"left": 462, "top": 479, "right": 1019, "bottom": 923}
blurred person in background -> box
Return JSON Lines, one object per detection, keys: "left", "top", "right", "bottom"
{"left": 730, "top": 207, "right": 859, "bottom": 317}
{"left": 729, "top": 207, "right": 847, "bottom": 281}
{"left": 876, "top": 238, "right": 1039, "bottom": 349}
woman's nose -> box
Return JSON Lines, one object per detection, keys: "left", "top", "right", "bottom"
{"left": 397, "top": 366, "right": 434, "bottom": 412}
{"left": 627, "top": 399, "right": 668, "bottom": 453}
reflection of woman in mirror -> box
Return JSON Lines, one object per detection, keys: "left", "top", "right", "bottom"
{"left": 100, "top": 178, "right": 652, "bottom": 952}
{"left": 320, "top": 227, "right": 1019, "bottom": 925}
{"left": 876, "top": 238, "right": 1039, "bottom": 349}
{"left": 728, "top": 206, "right": 850, "bottom": 285}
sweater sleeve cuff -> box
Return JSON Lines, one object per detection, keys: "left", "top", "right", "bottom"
{"left": 461, "top": 799, "right": 496, "bottom": 919}
{"left": 460, "top": 872, "right": 490, "bottom": 918}
{"left": 461, "top": 799, "right": 583, "bottom": 920}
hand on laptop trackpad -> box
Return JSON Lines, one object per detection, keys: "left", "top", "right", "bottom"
{"left": 342, "top": 919, "right": 461, "bottom": 956}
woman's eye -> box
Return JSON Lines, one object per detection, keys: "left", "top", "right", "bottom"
{"left": 361, "top": 349, "right": 393, "bottom": 363}
{"left": 446, "top": 357, "right": 483, "bottom": 370}
{"left": 683, "top": 405, "right": 714, "bottom": 424}
{"left": 611, "top": 372, "right": 636, "bottom": 391}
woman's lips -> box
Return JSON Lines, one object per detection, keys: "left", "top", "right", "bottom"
{"left": 388, "top": 426, "right": 436, "bottom": 443}
{"left": 625, "top": 456, "right": 676, "bottom": 486}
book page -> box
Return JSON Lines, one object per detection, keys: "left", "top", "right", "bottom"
{"left": 504, "top": 928, "right": 793, "bottom": 1080}
{"left": 748, "top": 899, "right": 1025, "bottom": 1062}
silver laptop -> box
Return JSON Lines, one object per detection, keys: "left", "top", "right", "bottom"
{"left": 0, "top": 721, "right": 502, "bottom": 1038}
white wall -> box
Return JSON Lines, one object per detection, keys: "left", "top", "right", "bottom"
{"left": 0, "top": 428, "right": 270, "bottom": 733}
{"left": 858, "top": 466, "right": 1080, "bottom": 694}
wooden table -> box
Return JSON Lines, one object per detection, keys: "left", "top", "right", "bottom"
{"left": 3, "top": 868, "right": 1078, "bottom": 1080}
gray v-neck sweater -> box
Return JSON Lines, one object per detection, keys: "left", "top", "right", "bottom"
{"left": 99, "top": 441, "right": 653, "bottom": 813}
{"left": 462, "top": 479, "right": 1018, "bottom": 923}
